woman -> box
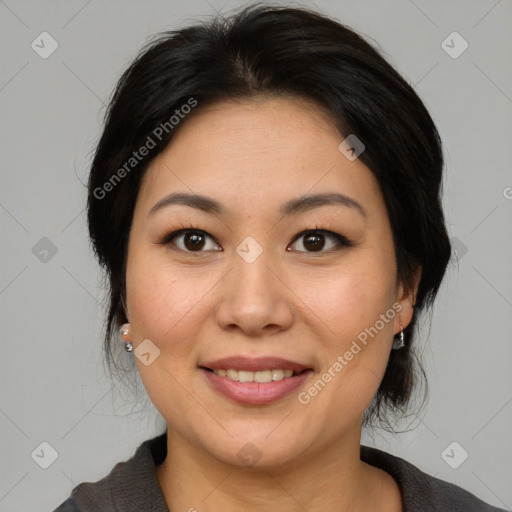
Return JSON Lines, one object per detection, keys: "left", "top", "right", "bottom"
{"left": 54, "top": 4, "right": 506, "bottom": 511}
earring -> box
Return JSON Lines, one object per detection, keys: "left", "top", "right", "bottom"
{"left": 120, "top": 323, "right": 133, "bottom": 353}
{"left": 392, "top": 320, "right": 405, "bottom": 350}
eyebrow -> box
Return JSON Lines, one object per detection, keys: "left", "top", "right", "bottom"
{"left": 148, "top": 191, "right": 367, "bottom": 218}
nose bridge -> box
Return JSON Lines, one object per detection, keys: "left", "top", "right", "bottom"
{"left": 215, "top": 237, "right": 293, "bottom": 333}
{"left": 231, "top": 240, "right": 278, "bottom": 303}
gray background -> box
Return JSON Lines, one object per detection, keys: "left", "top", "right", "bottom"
{"left": 1, "top": 0, "right": 511, "bottom": 510}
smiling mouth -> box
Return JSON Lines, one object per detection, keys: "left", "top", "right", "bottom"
{"left": 201, "top": 367, "right": 311, "bottom": 383}
{"left": 200, "top": 363, "right": 314, "bottom": 405}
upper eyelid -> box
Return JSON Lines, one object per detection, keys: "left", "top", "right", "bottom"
{"left": 161, "top": 227, "right": 349, "bottom": 250}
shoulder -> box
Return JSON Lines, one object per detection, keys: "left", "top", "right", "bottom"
{"left": 52, "top": 432, "right": 169, "bottom": 512}
{"left": 360, "top": 445, "right": 507, "bottom": 512}
{"left": 53, "top": 499, "right": 79, "bottom": 512}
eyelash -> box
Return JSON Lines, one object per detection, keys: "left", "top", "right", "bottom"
{"left": 156, "top": 223, "right": 354, "bottom": 254}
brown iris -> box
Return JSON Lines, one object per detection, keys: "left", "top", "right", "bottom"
{"left": 302, "top": 232, "right": 325, "bottom": 251}
{"left": 184, "top": 231, "right": 206, "bottom": 251}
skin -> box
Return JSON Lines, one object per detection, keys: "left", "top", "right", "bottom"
{"left": 123, "top": 96, "right": 418, "bottom": 511}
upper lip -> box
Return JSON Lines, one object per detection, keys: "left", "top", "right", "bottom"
{"left": 200, "top": 356, "right": 312, "bottom": 373}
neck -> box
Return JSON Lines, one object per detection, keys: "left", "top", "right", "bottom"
{"left": 156, "top": 422, "right": 399, "bottom": 512}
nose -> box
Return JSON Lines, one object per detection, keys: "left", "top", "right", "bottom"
{"left": 214, "top": 248, "right": 294, "bottom": 337}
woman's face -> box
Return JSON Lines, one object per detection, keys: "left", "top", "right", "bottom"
{"left": 125, "top": 96, "right": 415, "bottom": 467}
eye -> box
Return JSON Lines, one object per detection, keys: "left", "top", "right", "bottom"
{"left": 158, "top": 228, "right": 222, "bottom": 252}
{"left": 157, "top": 225, "right": 353, "bottom": 254}
{"left": 288, "top": 229, "right": 351, "bottom": 253}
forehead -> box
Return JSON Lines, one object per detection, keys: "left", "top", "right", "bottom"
{"left": 168, "top": 95, "right": 342, "bottom": 157}
{"left": 136, "top": 96, "right": 383, "bottom": 218}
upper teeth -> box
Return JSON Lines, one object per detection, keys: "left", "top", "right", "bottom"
{"left": 213, "top": 369, "right": 294, "bottom": 383}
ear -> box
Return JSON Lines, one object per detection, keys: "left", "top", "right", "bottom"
{"left": 394, "top": 266, "right": 422, "bottom": 335}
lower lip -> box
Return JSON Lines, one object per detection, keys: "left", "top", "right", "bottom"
{"left": 201, "top": 368, "right": 313, "bottom": 405}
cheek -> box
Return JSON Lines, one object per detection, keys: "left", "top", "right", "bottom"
{"left": 301, "top": 257, "right": 397, "bottom": 343}
{"left": 125, "top": 251, "right": 209, "bottom": 416}
{"left": 125, "top": 248, "right": 205, "bottom": 355}
{"left": 126, "top": 262, "right": 173, "bottom": 333}
{"left": 299, "top": 251, "right": 397, "bottom": 406}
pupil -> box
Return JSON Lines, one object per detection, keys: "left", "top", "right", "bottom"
{"left": 305, "top": 233, "right": 324, "bottom": 251}
{"left": 185, "top": 231, "right": 205, "bottom": 251}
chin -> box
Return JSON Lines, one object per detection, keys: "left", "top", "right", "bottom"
{"left": 199, "top": 428, "right": 311, "bottom": 470}
{"left": 218, "top": 444, "right": 302, "bottom": 471}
